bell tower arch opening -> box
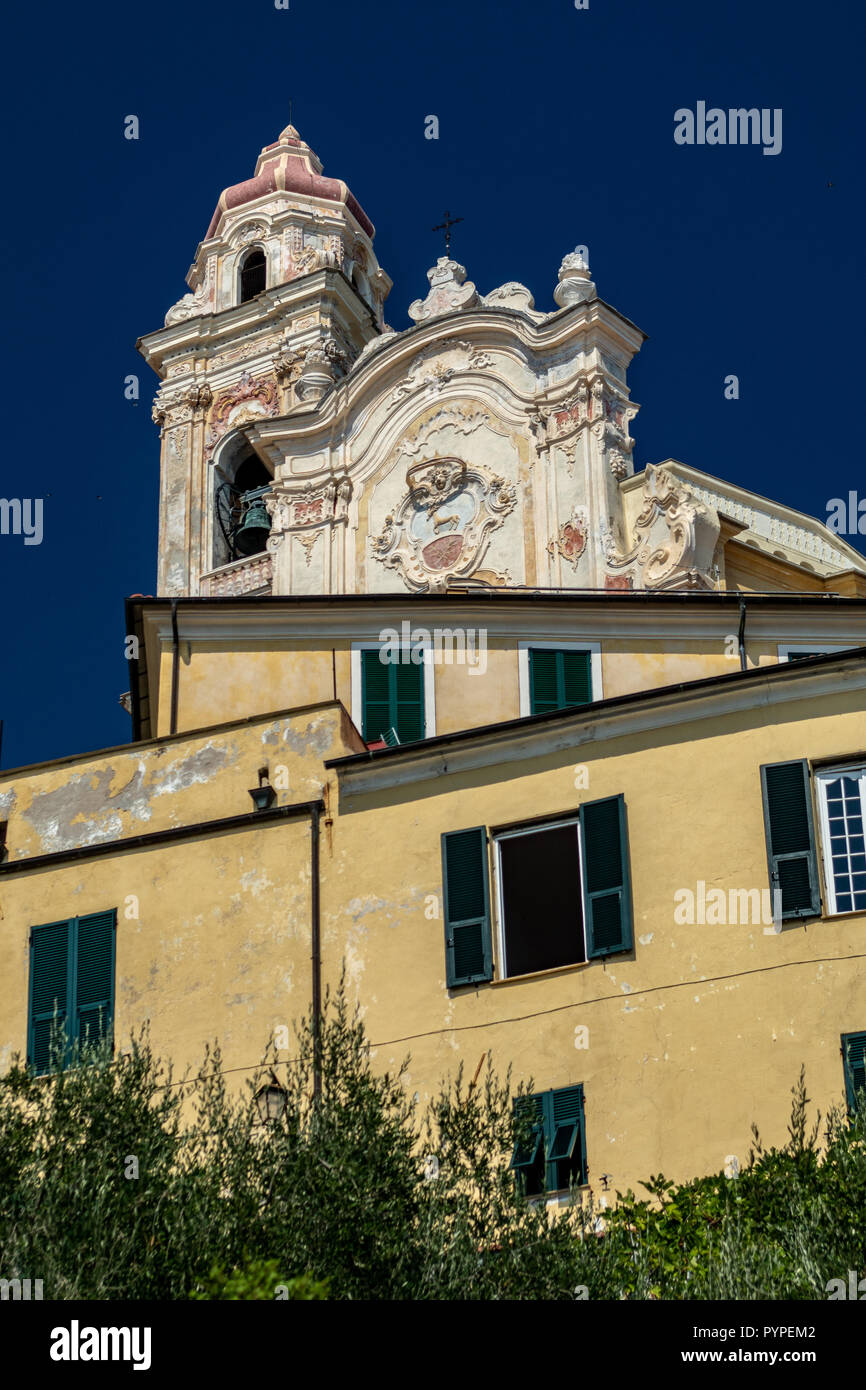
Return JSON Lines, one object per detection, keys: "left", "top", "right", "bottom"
{"left": 238, "top": 247, "right": 267, "bottom": 304}
{"left": 212, "top": 432, "right": 273, "bottom": 569}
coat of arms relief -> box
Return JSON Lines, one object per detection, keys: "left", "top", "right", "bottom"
{"left": 370, "top": 457, "right": 517, "bottom": 591}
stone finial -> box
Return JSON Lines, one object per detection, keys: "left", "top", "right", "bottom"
{"left": 554, "top": 245, "right": 596, "bottom": 309}
{"left": 408, "top": 257, "right": 479, "bottom": 323}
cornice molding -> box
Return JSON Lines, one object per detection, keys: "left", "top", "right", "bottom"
{"left": 326, "top": 657, "right": 866, "bottom": 799}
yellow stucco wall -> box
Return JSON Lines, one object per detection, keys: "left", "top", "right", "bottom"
{"left": 323, "top": 687, "right": 866, "bottom": 1195}
{"left": 1, "top": 681, "right": 864, "bottom": 1199}
{"left": 149, "top": 632, "right": 865, "bottom": 741}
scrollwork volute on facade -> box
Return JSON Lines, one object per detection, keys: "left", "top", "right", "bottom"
{"left": 407, "top": 257, "right": 479, "bottom": 323}
{"left": 388, "top": 339, "right": 499, "bottom": 408}
{"left": 369, "top": 455, "right": 517, "bottom": 592}
{"left": 605, "top": 464, "right": 721, "bottom": 591}
{"left": 529, "top": 409, "right": 549, "bottom": 440}
{"left": 272, "top": 346, "right": 304, "bottom": 383}
{"left": 164, "top": 261, "right": 214, "bottom": 327}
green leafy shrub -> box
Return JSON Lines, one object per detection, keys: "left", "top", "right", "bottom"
{"left": 1, "top": 996, "right": 864, "bottom": 1301}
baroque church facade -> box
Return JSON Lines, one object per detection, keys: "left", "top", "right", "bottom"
{"left": 2, "top": 124, "right": 866, "bottom": 1198}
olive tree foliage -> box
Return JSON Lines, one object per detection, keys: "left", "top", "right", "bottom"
{"left": 0, "top": 993, "right": 863, "bottom": 1300}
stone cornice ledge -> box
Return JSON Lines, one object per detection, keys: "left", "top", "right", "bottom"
{"left": 326, "top": 654, "right": 866, "bottom": 800}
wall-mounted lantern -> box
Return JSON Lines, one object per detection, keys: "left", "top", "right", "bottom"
{"left": 249, "top": 766, "right": 276, "bottom": 812}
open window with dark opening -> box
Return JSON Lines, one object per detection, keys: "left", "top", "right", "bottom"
{"left": 239, "top": 247, "right": 267, "bottom": 303}
{"left": 498, "top": 822, "right": 585, "bottom": 978}
{"left": 494, "top": 796, "right": 633, "bottom": 979}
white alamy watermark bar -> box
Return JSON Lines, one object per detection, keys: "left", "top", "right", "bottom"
{"left": 378, "top": 621, "right": 488, "bottom": 676}
{"left": 0, "top": 1277, "right": 43, "bottom": 1299}
{"left": 674, "top": 881, "right": 783, "bottom": 931}
{"left": 0, "top": 498, "right": 43, "bottom": 545}
{"left": 674, "top": 103, "right": 782, "bottom": 156}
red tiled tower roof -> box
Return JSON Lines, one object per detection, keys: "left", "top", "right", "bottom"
{"left": 205, "top": 124, "right": 374, "bottom": 241}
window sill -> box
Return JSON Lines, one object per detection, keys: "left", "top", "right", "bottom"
{"left": 528, "top": 1185, "right": 591, "bottom": 1210}
{"left": 492, "top": 960, "right": 590, "bottom": 987}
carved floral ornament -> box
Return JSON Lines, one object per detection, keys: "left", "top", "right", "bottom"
{"left": 548, "top": 507, "right": 589, "bottom": 570}
{"left": 389, "top": 340, "right": 494, "bottom": 406}
{"left": 604, "top": 464, "right": 721, "bottom": 591}
{"left": 265, "top": 478, "right": 353, "bottom": 547}
{"left": 204, "top": 372, "right": 280, "bottom": 458}
{"left": 152, "top": 382, "right": 213, "bottom": 428}
{"left": 531, "top": 375, "right": 635, "bottom": 443}
{"left": 236, "top": 221, "right": 267, "bottom": 246}
{"left": 370, "top": 456, "right": 517, "bottom": 592}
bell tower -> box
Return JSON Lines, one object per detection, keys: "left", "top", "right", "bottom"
{"left": 137, "top": 124, "right": 392, "bottom": 597}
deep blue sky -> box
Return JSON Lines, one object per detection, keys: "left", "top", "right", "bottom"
{"left": 1, "top": 0, "right": 863, "bottom": 770}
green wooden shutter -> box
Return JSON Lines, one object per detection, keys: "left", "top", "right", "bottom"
{"left": 562, "top": 651, "right": 592, "bottom": 708}
{"left": 28, "top": 919, "right": 72, "bottom": 1074}
{"left": 441, "top": 827, "right": 492, "bottom": 986}
{"left": 510, "top": 1092, "right": 545, "bottom": 1173}
{"left": 544, "top": 1084, "right": 587, "bottom": 1189}
{"left": 579, "top": 794, "right": 633, "bottom": 958}
{"left": 529, "top": 649, "right": 592, "bottom": 715}
{"left": 842, "top": 1032, "right": 866, "bottom": 1113}
{"left": 760, "top": 761, "right": 821, "bottom": 919}
{"left": 529, "top": 649, "right": 560, "bottom": 714}
{"left": 394, "top": 659, "right": 425, "bottom": 744}
{"left": 361, "top": 647, "right": 392, "bottom": 742}
{"left": 362, "top": 648, "right": 425, "bottom": 744}
{"left": 75, "top": 910, "right": 116, "bottom": 1051}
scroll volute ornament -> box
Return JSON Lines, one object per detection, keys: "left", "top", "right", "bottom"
{"left": 606, "top": 465, "right": 721, "bottom": 591}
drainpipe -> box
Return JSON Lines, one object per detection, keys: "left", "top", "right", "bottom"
{"left": 310, "top": 803, "right": 322, "bottom": 1103}
{"left": 737, "top": 599, "right": 748, "bottom": 672}
{"left": 170, "top": 599, "right": 180, "bottom": 735}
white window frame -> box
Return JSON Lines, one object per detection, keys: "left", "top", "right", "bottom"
{"left": 778, "top": 644, "right": 851, "bottom": 662}
{"left": 350, "top": 639, "right": 436, "bottom": 743}
{"left": 815, "top": 763, "right": 866, "bottom": 916}
{"left": 517, "top": 641, "right": 602, "bottom": 718}
{"left": 493, "top": 816, "right": 585, "bottom": 979}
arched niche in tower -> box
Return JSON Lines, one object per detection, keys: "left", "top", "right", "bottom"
{"left": 238, "top": 246, "right": 267, "bottom": 304}
{"left": 211, "top": 430, "right": 273, "bottom": 569}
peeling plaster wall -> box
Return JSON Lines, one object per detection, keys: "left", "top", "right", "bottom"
{"left": 0, "top": 704, "right": 357, "bottom": 861}
{"left": 0, "top": 822, "right": 316, "bottom": 1075}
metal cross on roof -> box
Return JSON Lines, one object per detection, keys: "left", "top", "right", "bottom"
{"left": 432, "top": 210, "right": 464, "bottom": 256}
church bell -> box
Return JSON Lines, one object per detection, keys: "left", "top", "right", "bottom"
{"left": 235, "top": 496, "right": 272, "bottom": 556}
